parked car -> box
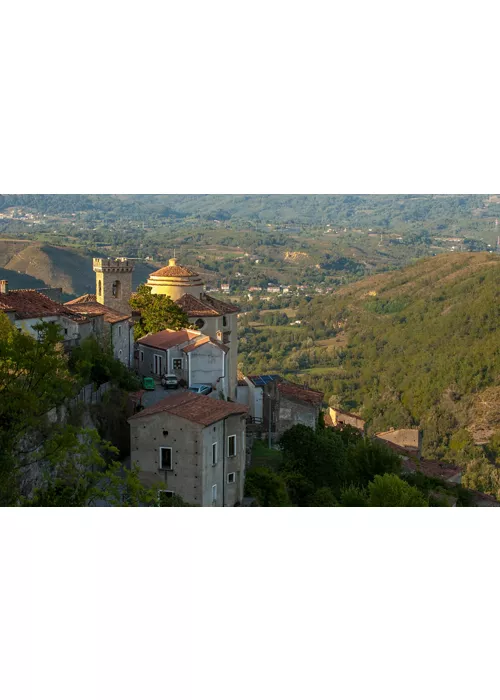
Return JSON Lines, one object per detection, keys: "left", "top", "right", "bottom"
{"left": 142, "top": 377, "right": 155, "bottom": 391}
{"left": 161, "top": 374, "right": 179, "bottom": 390}
{"left": 188, "top": 384, "right": 212, "bottom": 395}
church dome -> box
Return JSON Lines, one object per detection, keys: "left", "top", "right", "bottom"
{"left": 147, "top": 258, "right": 204, "bottom": 301}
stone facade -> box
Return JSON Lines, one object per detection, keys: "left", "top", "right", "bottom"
{"left": 93, "top": 258, "right": 134, "bottom": 317}
{"left": 128, "top": 393, "right": 247, "bottom": 506}
{"left": 328, "top": 408, "right": 366, "bottom": 434}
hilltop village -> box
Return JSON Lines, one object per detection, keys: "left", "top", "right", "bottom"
{"left": 1, "top": 255, "right": 499, "bottom": 507}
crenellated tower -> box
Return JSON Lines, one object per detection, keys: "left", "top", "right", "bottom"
{"left": 93, "top": 258, "right": 134, "bottom": 316}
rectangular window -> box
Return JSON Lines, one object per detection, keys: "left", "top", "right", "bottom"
{"left": 140, "top": 350, "right": 144, "bottom": 362}
{"left": 159, "top": 447, "right": 173, "bottom": 471}
{"left": 212, "top": 484, "right": 217, "bottom": 505}
{"left": 173, "top": 358, "right": 182, "bottom": 370}
{"left": 228, "top": 435, "right": 236, "bottom": 457}
{"left": 118, "top": 325, "right": 122, "bottom": 337}
{"left": 212, "top": 442, "right": 217, "bottom": 466}
{"left": 227, "top": 472, "right": 235, "bottom": 484}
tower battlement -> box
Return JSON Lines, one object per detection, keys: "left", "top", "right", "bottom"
{"left": 93, "top": 257, "right": 134, "bottom": 273}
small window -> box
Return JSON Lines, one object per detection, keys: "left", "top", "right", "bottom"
{"left": 158, "top": 490, "right": 174, "bottom": 506}
{"left": 227, "top": 472, "right": 235, "bottom": 484}
{"left": 159, "top": 447, "right": 173, "bottom": 471}
{"left": 173, "top": 358, "right": 182, "bottom": 370}
{"left": 228, "top": 435, "right": 236, "bottom": 457}
{"left": 64, "top": 328, "right": 68, "bottom": 335}
{"left": 140, "top": 350, "right": 144, "bottom": 362}
{"left": 98, "top": 280, "right": 102, "bottom": 297}
{"left": 223, "top": 315, "right": 227, "bottom": 327}
{"left": 212, "top": 484, "right": 217, "bottom": 505}
{"left": 212, "top": 442, "right": 217, "bottom": 466}
{"left": 195, "top": 318, "right": 205, "bottom": 329}
{"left": 118, "top": 325, "right": 122, "bottom": 337}
{"left": 119, "top": 349, "right": 122, "bottom": 358}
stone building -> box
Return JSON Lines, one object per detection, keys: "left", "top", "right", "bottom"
{"left": 266, "top": 380, "right": 324, "bottom": 438}
{"left": 375, "top": 428, "right": 422, "bottom": 457}
{"left": 242, "top": 374, "right": 324, "bottom": 438}
{"left": 93, "top": 257, "right": 134, "bottom": 317}
{"left": 0, "top": 281, "right": 95, "bottom": 347}
{"left": 325, "top": 408, "right": 366, "bottom": 434}
{"left": 65, "top": 294, "right": 134, "bottom": 367}
{"left": 128, "top": 392, "right": 248, "bottom": 506}
{"left": 136, "top": 328, "right": 230, "bottom": 396}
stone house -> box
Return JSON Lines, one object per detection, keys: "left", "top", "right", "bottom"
{"left": 375, "top": 428, "right": 422, "bottom": 457}
{"left": 326, "top": 408, "right": 366, "bottom": 434}
{"left": 65, "top": 294, "right": 134, "bottom": 367}
{"left": 0, "top": 281, "right": 95, "bottom": 347}
{"left": 265, "top": 380, "right": 324, "bottom": 438}
{"left": 128, "top": 391, "right": 248, "bottom": 506}
{"left": 242, "top": 374, "right": 324, "bottom": 437}
{"left": 136, "top": 328, "right": 230, "bottom": 396}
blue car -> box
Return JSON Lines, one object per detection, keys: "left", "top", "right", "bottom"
{"left": 188, "top": 384, "right": 212, "bottom": 395}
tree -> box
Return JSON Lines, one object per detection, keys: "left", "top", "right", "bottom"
{"left": 129, "top": 284, "right": 189, "bottom": 340}
{"left": 20, "top": 429, "right": 160, "bottom": 507}
{"left": 0, "top": 316, "right": 75, "bottom": 504}
{"left": 340, "top": 485, "right": 368, "bottom": 506}
{"left": 367, "top": 474, "right": 428, "bottom": 507}
{"left": 346, "top": 438, "right": 401, "bottom": 487}
{"left": 245, "top": 467, "right": 291, "bottom": 506}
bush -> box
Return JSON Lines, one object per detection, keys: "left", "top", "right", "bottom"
{"left": 368, "top": 474, "right": 428, "bottom": 507}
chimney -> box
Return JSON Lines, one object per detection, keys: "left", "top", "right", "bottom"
{"left": 0, "top": 280, "right": 8, "bottom": 294}
{"left": 169, "top": 258, "right": 178, "bottom": 267}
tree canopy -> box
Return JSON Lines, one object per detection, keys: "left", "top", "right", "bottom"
{"left": 129, "top": 284, "right": 190, "bottom": 340}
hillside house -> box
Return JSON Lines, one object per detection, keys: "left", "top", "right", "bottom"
{"left": 65, "top": 294, "right": 134, "bottom": 367}
{"left": 242, "top": 374, "right": 324, "bottom": 437}
{"left": 375, "top": 428, "right": 422, "bottom": 458}
{"left": 136, "top": 328, "right": 230, "bottom": 397}
{"left": 128, "top": 392, "right": 248, "bottom": 506}
{"left": 0, "top": 281, "right": 95, "bottom": 347}
{"left": 326, "top": 408, "right": 366, "bottom": 434}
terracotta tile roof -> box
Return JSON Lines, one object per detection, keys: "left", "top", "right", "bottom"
{"left": 332, "top": 408, "right": 365, "bottom": 422}
{"left": 175, "top": 293, "right": 240, "bottom": 318}
{"left": 64, "top": 299, "right": 130, "bottom": 324}
{"left": 182, "top": 336, "right": 229, "bottom": 354}
{"left": 175, "top": 294, "right": 221, "bottom": 317}
{"left": 150, "top": 265, "right": 199, "bottom": 278}
{"left": 405, "top": 459, "right": 462, "bottom": 482}
{"left": 278, "top": 380, "right": 324, "bottom": 406}
{"left": 202, "top": 294, "right": 240, "bottom": 315}
{"left": 66, "top": 294, "right": 97, "bottom": 304}
{"left": 128, "top": 391, "right": 248, "bottom": 426}
{"left": 137, "top": 329, "right": 200, "bottom": 350}
{"left": 0, "top": 290, "right": 89, "bottom": 324}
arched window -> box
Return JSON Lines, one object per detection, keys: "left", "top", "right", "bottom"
{"left": 195, "top": 318, "right": 205, "bottom": 329}
{"left": 112, "top": 280, "right": 121, "bottom": 298}
{"left": 98, "top": 280, "right": 102, "bottom": 297}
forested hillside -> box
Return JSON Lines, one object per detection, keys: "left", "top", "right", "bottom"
{"left": 242, "top": 253, "right": 500, "bottom": 463}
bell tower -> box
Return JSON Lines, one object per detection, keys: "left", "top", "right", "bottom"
{"left": 93, "top": 258, "right": 134, "bottom": 315}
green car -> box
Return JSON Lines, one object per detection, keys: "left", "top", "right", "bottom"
{"left": 142, "top": 377, "right": 156, "bottom": 391}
